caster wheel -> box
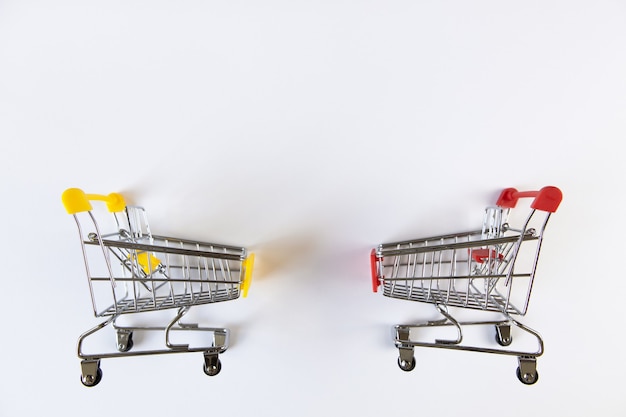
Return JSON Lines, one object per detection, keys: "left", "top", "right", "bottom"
{"left": 118, "top": 333, "right": 134, "bottom": 352}
{"left": 397, "top": 356, "right": 416, "bottom": 372}
{"left": 81, "top": 368, "right": 103, "bottom": 387}
{"left": 203, "top": 359, "right": 222, "bottom": 376}
{"left": 516, "top": 367, "right": 539, "bottom": 385}
{"left": 495, "top": 333, "right": 512, "bottom": 347}
{"left": 495, "top": 325, "right": 512, "bottom": 347}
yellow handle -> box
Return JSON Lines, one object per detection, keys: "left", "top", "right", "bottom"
{"left": 62, "top": 188, "right": 126, "bottom": 214}
{"left": 241, "top": 253, "right": 254, "bottom": 298}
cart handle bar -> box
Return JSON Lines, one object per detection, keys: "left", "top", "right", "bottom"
{"left": 62, "top": 188, "right": 126, "bottom": 214}
{"left": 496, "top": 186, "right": 562, "bottom": 213}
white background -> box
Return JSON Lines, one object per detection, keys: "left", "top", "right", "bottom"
{"left": 1, "top": 1, "right": 625, "bottom": 415}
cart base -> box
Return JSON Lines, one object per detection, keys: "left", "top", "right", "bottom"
{"left": 392, "top": 310, "right": 543, "bottom": 385}
{"left": 77, "top": 308, "right": 230, "bottom": 386}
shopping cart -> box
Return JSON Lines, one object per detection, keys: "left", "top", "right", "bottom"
{"left": 371, "top": 186, "right": 562, "bottom": 385}
{"left": 62, "top": 188, "right": 254, "bottom": 386}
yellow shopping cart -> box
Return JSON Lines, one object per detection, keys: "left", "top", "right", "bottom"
{"left": 63, "top": 188, "right": 254, "bottom": 386}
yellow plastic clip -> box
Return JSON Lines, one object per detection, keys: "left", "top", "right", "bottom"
{"left": 62, "top": 188, "right": 126, "bottom": 214}
{"left": 134, "top": 252, "right": 162, "bottom": 275}
{"left": 240, "top": 253, "right": 255, "bottom": 298}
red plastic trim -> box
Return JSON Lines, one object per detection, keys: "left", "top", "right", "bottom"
{"left": 496, "top": 186, "right": 562, "bottom": 213}
{"left": 370, "top": 249, "right": 380, "bottom": 293}
{"left": 470, "top": 248, "right": 504, "bottom": 263}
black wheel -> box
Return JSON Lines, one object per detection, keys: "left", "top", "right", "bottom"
{"left": 397, "top": 356, "right": 416, "bottom": 372}
{"left": 118, "top": 333, "right": 134, "bottom": 352}
{"left": 516, "top": 366, "right": 539, "bottom": 385}
{"left": 81, "top": 368, "right": 103, "bottom": 387}
{"left": 203, "top": 359, "right": 222, "bottom": 376}
{"left": 495, "top": 333, "right": 512, "bottom": 347}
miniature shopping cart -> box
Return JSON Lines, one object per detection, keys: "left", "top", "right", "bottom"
{"left": 371, "top": 186, "right": 562, "bottom": 385}
{"left": 62, "top": 188, "right": 254, "bottom": 386}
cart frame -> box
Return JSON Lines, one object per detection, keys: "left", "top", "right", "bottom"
{"left": 62, "top": 188, "right": 254, "bottom": 386}
{"left": 371, "top": 186, "right": 562, "bottom": 384}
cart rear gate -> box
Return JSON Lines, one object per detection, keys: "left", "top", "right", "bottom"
{"left": 371, "top": 186, "right": 562, "bottom": 385}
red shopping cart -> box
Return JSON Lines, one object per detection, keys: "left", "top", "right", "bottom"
{"left": 371, "top": 186, "right": 562, "bottom": 384}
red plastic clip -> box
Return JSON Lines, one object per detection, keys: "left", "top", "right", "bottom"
{"left": 496, "top": 186, "right": 562, "bottom": 213}
{"left": 470, "top": 248, "right": 504, "bottom": 263}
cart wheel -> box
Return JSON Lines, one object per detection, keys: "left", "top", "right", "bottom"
{"left": 117, "top": 332, "right": 134, "bottom": 352}
{"left": 495, "top": 324, "right": 512, "bottom": 347}
{"left": 495, "top": 332, "right": 512, "bottom": 347}
{"left": 516, "top": 366, "right": 539, "bottom": 385}
{"left": 81, "top": 368, "right": 103, "bottom": 387}
{"left": 203, "top": 359, "right": 222, "bottom": 376}
{"left": 397, "top": 356, "right": 416, "bottom": 372}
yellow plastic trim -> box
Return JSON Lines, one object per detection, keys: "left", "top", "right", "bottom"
{"left": 134, "top": 252, "right": 162, "bottom": 275}
{"left": 62, "top": 188, "right": 126, "bottom": 214}
{"left": 241, "top": 253, "right": 254, "bottom": 298}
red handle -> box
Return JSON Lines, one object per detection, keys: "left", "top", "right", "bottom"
{"left": 370, "top": 249, "right": 380, "bottom": 292}
{"left": 496, "top": 186, "right": 562, "bottom": 213}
